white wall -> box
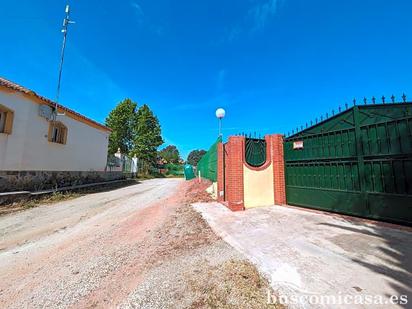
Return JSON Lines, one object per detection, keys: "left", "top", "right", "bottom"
{"left": 0, "top": 91, "right": 110, "bottom": 171}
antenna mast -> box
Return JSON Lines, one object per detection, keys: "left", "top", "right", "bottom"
{"left": 55, "top": 4, "right": 75, "bottom": 117}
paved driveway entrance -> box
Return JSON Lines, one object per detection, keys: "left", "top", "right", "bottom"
{"left": 193, "top": 202, "right": 412, "bottom": 308}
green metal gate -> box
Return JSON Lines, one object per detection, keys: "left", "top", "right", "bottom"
{"left": 284, "top": 102, "right": 412, "bottom": 225}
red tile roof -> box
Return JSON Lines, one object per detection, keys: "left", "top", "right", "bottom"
{"left": 0, "top": 77, "right": 111, "bottom": 132}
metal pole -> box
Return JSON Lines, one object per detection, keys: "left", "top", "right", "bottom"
{"left": 218, "top": 118, "right": 222, "bottom": 137}
{"left": 55, "top": 4, "right": 74, "bottom": 118}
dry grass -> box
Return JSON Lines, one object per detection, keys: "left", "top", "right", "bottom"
{"left": 0, "top": 179, "right": 139, "bottom": 216}
{"left": 189, "top": 259, "right": 284, "bottom": 309}
{"left": 136, "top": 179, "right": 285, "bottom": 309}
{"left": 23, "top": 191, "right": 82, "bottom": 209}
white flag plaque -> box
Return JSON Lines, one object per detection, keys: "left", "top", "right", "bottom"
{"left": 293, "top": 141, "right": 304, "bottom": 150}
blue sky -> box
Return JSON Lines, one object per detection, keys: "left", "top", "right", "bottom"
{"left": 1, "top": 0, "right": 411, "bottom": 158}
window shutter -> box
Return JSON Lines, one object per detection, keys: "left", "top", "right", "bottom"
{"left": 4, "top": 111, "right": 14, "bottom": 134}
{"left": 48, "top": 121, "right": 68, "bottom": 144}
{"left": 48, "top": 122, "right": 53, "bottom": 142}
{"left": 63, "top": 127, "right": 68, "bottom": 144}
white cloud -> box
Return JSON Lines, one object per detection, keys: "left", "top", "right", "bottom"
{"left": 129, "top": 1, "right": 165, "bottom": 36}
{"left": 249, "top": 0, "right": 280, "bottom": 31}
{"left": 130, "top": 1, "right": 144, "bottom": 22}
{"left": 221, "top": 0, "right": 283, "bottom": 42}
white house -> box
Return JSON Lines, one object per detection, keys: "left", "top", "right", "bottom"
{"left": 0, "top": 77, "right": 111, "bottom": 171}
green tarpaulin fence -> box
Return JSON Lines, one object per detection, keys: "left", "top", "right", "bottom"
{"left": 197, "top": 136, "right": 222, "bottom": 182}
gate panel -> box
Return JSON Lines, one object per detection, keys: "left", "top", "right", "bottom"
{"left": 285, "top": 102, "right": 412, "bottom": 225}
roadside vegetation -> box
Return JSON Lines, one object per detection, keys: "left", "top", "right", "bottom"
{"left": 187, "top": 149, "right": 207, "bottom": 166}
{"left": 106, "top": 99, "right": 163, "bottom": 176}
{"left": 0, "top": 179, "right": 139, "bottom": 216}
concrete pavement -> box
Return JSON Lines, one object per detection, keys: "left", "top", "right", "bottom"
{"left": 193, "top": 202, "right": 412, "bottom": 308}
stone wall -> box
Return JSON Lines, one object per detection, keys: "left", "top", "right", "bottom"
{"left": 0, "top": 171, "right": 125, "bottom": 192}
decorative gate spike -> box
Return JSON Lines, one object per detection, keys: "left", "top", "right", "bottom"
{"left": 382, "top": 96, "right": 385, "bottom": 104}
{"left": 315, "top": 118, "right": 318, "bottom": 124}
{"left": 310, "top": 120, "right": 313, "bottom": 126}
{"left": 353, "top": 98, "right": 356, "bottom": 106}
{"left": 372, "top": 96, "right": 376, "bottom": 104}
{"left": 391, "top": 95, "right": 395, "bottom": 103}
{"left": 326, "top": 112, "right": 329, "bottom": 118}
{"left": 338, "top": 106, "right": 341, "bottom": 112}
{"left": 363, "top": 97, "right": 367, "bottom": 105}
{"left": 345, "top": 103, "right": 348, "bottom": 109}
{"left": 332, "top": 109, "right": 335, "bottom": 116}
{"left": 402, "top": 93, "right": 407, "bottom": 103}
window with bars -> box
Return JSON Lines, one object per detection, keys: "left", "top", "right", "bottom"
{"left": 48, "top": 121, "right": 67, "bottom": 144}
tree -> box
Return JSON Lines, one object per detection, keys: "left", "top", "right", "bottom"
{"left": 159, "top": 145, "right": 180, "bottom": 164}
{"left": 187, "top": 149, "right": 207, "bottom": 166}
{"left": 133, "top": 104, "right": 163, "bottom": 173}
{"left": 105, "top": 98, "right": 137, "bottom": 155}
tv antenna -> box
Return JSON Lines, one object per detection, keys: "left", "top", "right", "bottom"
{"left": 54, "top": 3, "right": 75, "bottom": 118}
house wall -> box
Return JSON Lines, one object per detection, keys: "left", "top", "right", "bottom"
{"left": 0, "top": 90, "right": 110, "bottom": 171}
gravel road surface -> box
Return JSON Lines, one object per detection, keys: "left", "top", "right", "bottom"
{"left": 0, "top": 178, "right": 277, "bottom": 309}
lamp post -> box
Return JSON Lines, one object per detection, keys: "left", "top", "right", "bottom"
{"left": 215, "top": 108, "right": 226, "bottom": 137}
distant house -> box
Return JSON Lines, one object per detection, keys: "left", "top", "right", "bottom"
{"left": 0, "top": 77, "right": 111, "bottom": 172}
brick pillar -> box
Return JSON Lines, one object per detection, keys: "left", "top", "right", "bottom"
{"left": 268, "top": 134, "right": 286, "bottom": 205}
{"left": 225, "top": 136, "right": 245, "bottom": 211}
{"left": 217, "top": 142, "right": 225, "bottom": 202}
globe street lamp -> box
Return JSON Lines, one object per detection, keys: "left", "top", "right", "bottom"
{"left": 215, "top": 108, "right": 225, "bottom": 137}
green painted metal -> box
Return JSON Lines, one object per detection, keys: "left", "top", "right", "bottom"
{"left": 245, "top": 138, "right": 267, "bottom": 167}
{"left": 184, "top": 164, "right": 195, "bottom": 180}
{"left": 197, "top": 136, "right": 222, "bottom": 182}
{"left": 284, "top": 103, "right": 412, "bottom": 225}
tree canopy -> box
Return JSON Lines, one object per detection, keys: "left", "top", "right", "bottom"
{"left": 159, "top": 145, "right": 180, "bottom": 164}
{"left": 187, "top": 149, "right": 207, "bottom": 166}
{"left": 105, "top": 98, "right": 137, "bottom": 155}
{"left": 106, "top": 100, "right": 164, "bottom": 175}
{"left": 133, "top": 104, "right": 163, "bottom": 169}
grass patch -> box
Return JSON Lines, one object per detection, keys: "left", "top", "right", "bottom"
{"left": 25, "top": 191, "right": 82, "bottom": 208}
{"left": 1, "top": 179, "right": 141, "bottom": 215}
{"left": 189, "top": 259, "right": 284, "bottom": 309}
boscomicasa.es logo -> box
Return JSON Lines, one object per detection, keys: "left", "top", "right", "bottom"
{"left": 266, "top": 288, "right": 408, "bottom": 306}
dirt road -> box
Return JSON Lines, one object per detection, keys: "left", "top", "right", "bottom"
{"left": 0, "top": 179, "right": 179, "bottom": 251}
{"left": 0, "top": 178, "right": 276, "bottom": 309}
{"left": 0, "top": 178, "right": 183, "bottom": 308}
